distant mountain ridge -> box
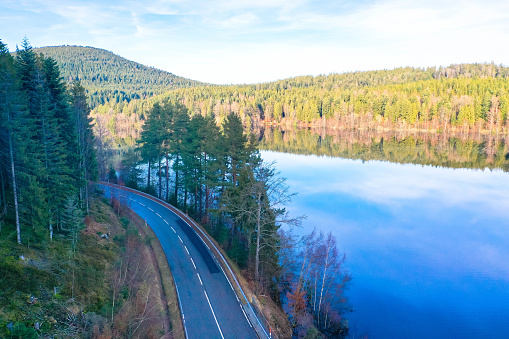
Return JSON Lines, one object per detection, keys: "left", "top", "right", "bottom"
{"left": 30, "top": 45, "right": 206, "bottom": 108}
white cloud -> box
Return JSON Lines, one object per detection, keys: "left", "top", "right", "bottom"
{"left": 2, "top": 0, "right": 509, "bottom": 83}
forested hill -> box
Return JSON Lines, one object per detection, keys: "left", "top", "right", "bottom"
{"left": 96, "top": 62, "right": 509, "bottom": 147}
{"left": 29, "top": 46, "right": 205, "bottom": 108}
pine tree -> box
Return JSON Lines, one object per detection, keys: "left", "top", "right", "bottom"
{"left": 138, "top": 102, "right": 164, "bottom": 193}
{"left": 0, "top": 40, "right": 23, "bottom": 243}
{"left": 71, "top": 81, "right": 97, "bottom": 212}
{"left": 222, "top": 112, "right": 257, "bottom": 187}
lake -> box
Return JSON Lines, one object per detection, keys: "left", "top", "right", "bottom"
{"left": 260, "top": 131, "right": 509, "bottom": 338}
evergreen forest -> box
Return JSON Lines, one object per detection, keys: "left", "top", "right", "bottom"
{"left": 89, "top": 62, "right": 509, "bottom": 153}
{"left": 0, "top": 38, "right": 110, "bottom": 337}
{"left": 1, "top": 38, "right": 97, "bottom": 246}
{"left": 28, "top": 46, "right": 205, "bottom": 108}
{"left": 121, "top": 100, "right": 351, "bottom": 337}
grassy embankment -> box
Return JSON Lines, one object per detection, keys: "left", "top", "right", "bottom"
{"left": 0, "top": 195, "right": 183, "bottom": 338}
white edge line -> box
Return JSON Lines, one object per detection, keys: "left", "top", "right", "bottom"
{"left": 204, "top": 291, "right": 225, "bottom": 339}
{"left": 220, "top": 266, "right": 236, "bottom": 292}
{"left": 100, "top": 183, "right": 265, "bottom": 337}
{"left": 241, "top": 306, "right": 251, "bottom": 327}
{"left": 174, "top": 283, "right": 189, "bottom": 339}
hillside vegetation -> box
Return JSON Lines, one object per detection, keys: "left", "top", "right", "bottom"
{"left": 31, "top": 46, "right": 205, "bottom": 108}
{"left": 93, "top": 62, "right": 509, "bottom": 149}
{"left": 1, "top": 38, "right": 180, "bottom": 338}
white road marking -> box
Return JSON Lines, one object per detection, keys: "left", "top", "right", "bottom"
{"left": 171, "top": 227, "right": 176, "bottom": 233}
{"left": 174, "top": 284, "right": 189, "bottom": 339}
{"left": 204, "top": 291, "right": 225, "bottom": 339}
{"left": 156, "top": 212, "right": 161, "bottom": 218}
{"left": 101, "top": 185, "right": 252, "bottom": 338}
{"left": 220, "top": 266, "right": 236, "bottom": 293}
{"left": 241, "top": 306, "right": 251, "bottom": 327}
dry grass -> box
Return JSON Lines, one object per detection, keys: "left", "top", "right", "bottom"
{"left": 121, "top": 207, "right": 185, "bottom": 339}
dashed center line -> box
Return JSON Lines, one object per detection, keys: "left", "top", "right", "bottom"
{"left": 204, "top": 291, "right": 225, "bottom": 339}
{"left": 101, "top": 185, "right": 256, "bottom": 338}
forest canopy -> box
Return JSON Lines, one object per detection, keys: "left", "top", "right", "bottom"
{"left": 91, "top": 62, "right": 509, "bottom": 150}
{"left": 22, "top": 46, "right": 205, "bottom": 108}
{"left": 1, "top": 38, "right": 96, "bottom": 245}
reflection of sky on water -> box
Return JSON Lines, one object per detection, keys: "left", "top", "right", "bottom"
{"left": 261, "top": 151, "right": 509, "bottom": 338}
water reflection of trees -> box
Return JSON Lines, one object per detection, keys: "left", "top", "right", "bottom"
{"left": 258, "top": 127, "right": 509, "bottom": 172}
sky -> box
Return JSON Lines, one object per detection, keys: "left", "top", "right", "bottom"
{"left": 2, "top": 0, "right": 509, "bottom": 85}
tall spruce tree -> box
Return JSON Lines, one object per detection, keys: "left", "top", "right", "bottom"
{"left": 16, "top": 39, "right": 76, "bottom": 239}
{"left": 71, "top": 81, "right": 97, "bottom": 212}
{"left": 0, "top": 39, "right": 24, "bottom": 243}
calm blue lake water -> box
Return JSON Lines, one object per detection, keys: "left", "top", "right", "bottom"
{"left": 261, "top": 150, "right": 509, "bottom": 338}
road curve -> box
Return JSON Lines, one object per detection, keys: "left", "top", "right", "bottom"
{"left": 98, "top": 183, "right": 263, "bottom": 339}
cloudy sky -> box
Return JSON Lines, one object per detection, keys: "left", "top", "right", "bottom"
{"left": 2, "top": 0, "right": 508, "bottom": 84}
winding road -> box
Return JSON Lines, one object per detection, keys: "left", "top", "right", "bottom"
{"left": 98, "top": 182, "right": 268, "bottom": 339}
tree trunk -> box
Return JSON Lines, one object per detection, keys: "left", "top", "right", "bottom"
{"left": 174, "top": 154, "right": 179, "bottom": 201}
{"left": 49, "top": 212, "right": 53, "bottom": 241}
{"left": 317, "top": 239, "right": 331, "bottom": 329}
{"left": 147, "top": 159, "right": 151, "bottom": 189}
{"left": 194, "top": 167, "right": 198, "bottom": 217}
{"left": 184, "top": 187, "right": 187, "bottom": 213}
{"left": 0, "top": 167, "right": 6, "bottom": 215}
{"left": 8, "top": 127, "right": 21, "bottom": 244}
{"left": 85, "top": 174, "right": 89, "bottom": 213}
{"left": 158, "top": 157, "right": 162, "bottom": 198}
{"left": 255, "top": 191, "right": 262, "bottom": 284}
{"left": 41, "top": 115, "right": 52, "bottom": 240}
{"left": 165, "top": 156, "right": 169, "bottom": 201}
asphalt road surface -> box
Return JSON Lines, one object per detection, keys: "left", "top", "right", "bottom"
{"left": 98, "top": 183, "right": 260, "bottom": 339}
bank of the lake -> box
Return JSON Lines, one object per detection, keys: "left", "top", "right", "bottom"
{"left": 261, "top": 150, "right": 509, "bottom": 338}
